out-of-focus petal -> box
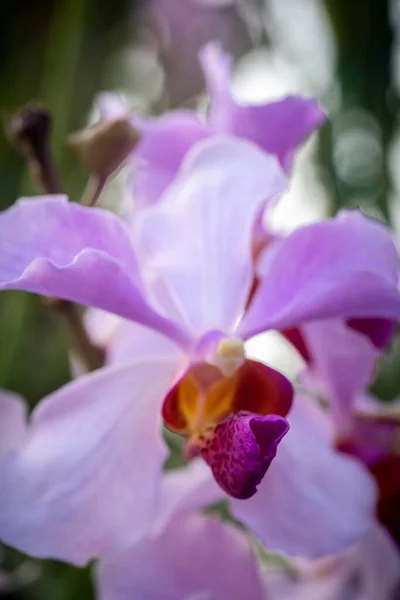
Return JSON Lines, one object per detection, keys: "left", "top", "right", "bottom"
{"left": 0, "top": 196, "right": 191, "bottom": 348}
{"left": 138, "top": 136, "right": 286, "bottom": 337}
{"left": 131, "top": 111, "right": 210, "bottom": 206}
{"left": 266, "top": 523, "right": 400, "bottom": 600}
{"left": 96, "top": 513, "right": 266, "bottom": 600}
{"left": 85, "top": 308, "right": 181, "bottom": 368}
{"left": 356, "top": 523, "right": 400, "bottom": 599}
{"left": 240, "top": 211, "right": 400, "bottom": 340}
{"left": 200, "top": 42, "right": 325, "bottom": 171}
{"left": 199, "top": 41, "right": 234, "bottom": 132}
{"left": 154, "top": 460, "right": 223, "bottom": 534}
{"left": 0, "top": 352, "right": 186, "bottom": 565}
{"left": 339, "top": 395, "right": 400, "bottom": 465}
{"left": 96, "top": 93, "right": 129, "bottom": 121}
{"left": 0, "top": 391, "right": 28, "bottom": 457}
{"left": 85, "top": 308, "right": 124, "bottom": 350}
{"left": 301, "top": 319, "right": 379, "bottom": 435}
{"left": 230, "top": 397, "right": 377, "bottom": 557}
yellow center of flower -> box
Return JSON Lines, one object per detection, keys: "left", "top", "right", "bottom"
{"left": 214, "top": 337, "right": 246, "bottom": 377}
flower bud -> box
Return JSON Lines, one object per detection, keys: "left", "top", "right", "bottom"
{"left": 68, "top": 116, "right": 139, "bottom": 180}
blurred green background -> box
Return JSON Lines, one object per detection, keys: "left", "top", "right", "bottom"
{"left": 1, "top": 0, "right": 400, "bottom": 598}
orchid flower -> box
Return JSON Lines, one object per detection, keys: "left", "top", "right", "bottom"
{"left": 98, "top": 41, "right": 324, "bottom": 210}
{"left": 0, "top": 137, "right": 398, "bottom": 565}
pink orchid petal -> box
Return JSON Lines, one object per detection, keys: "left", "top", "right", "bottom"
{"left": 85, "top": 308, "right": 182, "bottom": 368}
{"left": 199, "top": 41, "right": 234, "bottom": 132}
{"left": 301, "top": 320, "right": 380, "bottom": 435}
{"left": 0, "top": 196, "right": 190, "bottom": 348}
{"left": 138, "top": 136, "right": 286, "bottom": 336}
{"left": 131, "top": 111, "right": 210, "bottom": 207}
{"left": 0, "top": 390, "right": 27, "bottom": 457}
{"left": 200, "top": 42, "right": 325, "bottom": 171}
{"left": 230, "top": 397, "right": 377, "bottom": 557}
{"left": 267, "top": 523, "right": 400, "bottom": 600}
{"left": 96, "top": 513, "right": 265, "bottom": 600}
{"left": 154, "top": 460, "right": 223, "bottom": 534}
{"left": 0, "top": 352, "right": 185, "bottom": 565}
{"left": 354, "top": 523, "right": 400, "bottom": 599}
{"left": 240, "top": 211, "right": 400, "bottom": 339}
{"left": 201, "top": 411, "right": 289, "bottom": 499}
{"left": 121, "top": 43, "right": 322, "bottom": 208}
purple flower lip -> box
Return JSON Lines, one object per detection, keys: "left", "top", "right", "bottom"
{"left": 200, "top": 411, "right": 289, "bottom": 500}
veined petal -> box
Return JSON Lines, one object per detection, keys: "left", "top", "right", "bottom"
{"left": 230, "top": 397, "right": 377, "bottom": 557}
{"left": 240, "top": 211, "right": 400, "bottom": 340}
{"left": 96, "top": 513, "right": 266, "bottom": 600}
{"left": 200, "top": 411, "right": 289, "bottom": 499}
{"left": 200, "top": 42, "right": 325, "bottom": 171}
{"left": 138, "top": 136, "right": 287, "bottom": 336}
{"left": 0, "top": 196, "right": 190, "bottom": 348}
{"left": 0, "top": 351, "right": 186, "bottom": 565}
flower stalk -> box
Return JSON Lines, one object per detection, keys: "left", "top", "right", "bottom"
{"left": 6, "top": 102, "right": 105, "bottom": 371}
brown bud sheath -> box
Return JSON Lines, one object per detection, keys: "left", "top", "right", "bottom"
{"left": 7, "top": 103, "right": 61, "bottom": 194}
{"left": 68, "top": 116, "right": 140, "bottom": 180}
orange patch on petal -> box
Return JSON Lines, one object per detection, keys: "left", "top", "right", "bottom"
{"left": 162, "top": 359, "right": 292, "bottom": 437}
{"left": 162, "top": 366, "right": 236, "bottom": 435}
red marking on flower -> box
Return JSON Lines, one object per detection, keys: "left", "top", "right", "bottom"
{"left": 280, "top": 327, "right": 311, "bottom": 363}
{"left": 162, "top": 359, "right": 293, "bottom": 435}
{"left": 346, "top": 318, "right": 395, "bottom": 349}
{"left": 370, "top": 455, "right": 400, "bottom": 549}
{"left": 200, "top": 411, "right": 289, "bottom": 499}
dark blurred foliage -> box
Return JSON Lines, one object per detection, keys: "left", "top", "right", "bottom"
{"left": 1, "top": 1, "right": 400, "bottom": 598}
{"left": 321, "top": 0, "right": 399, "bottom": 221}
{"left": 0, "top": 3, "right": 139, "bottom": 595}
